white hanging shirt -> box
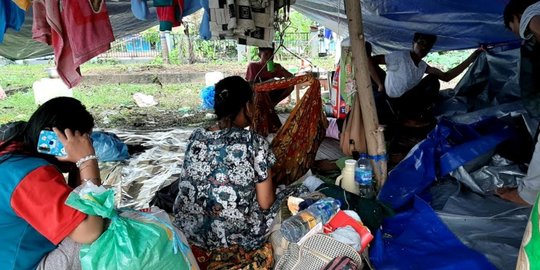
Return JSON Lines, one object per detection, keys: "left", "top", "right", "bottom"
{"left": 384, "top": 51, "right": 428, "bottom": 98}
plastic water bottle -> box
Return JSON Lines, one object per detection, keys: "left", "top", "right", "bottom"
{"left": 280, "top": 198, "right": 341, "bottom": 243}
{"left": 355, "top": 153, "right": 375, "bottom": 199}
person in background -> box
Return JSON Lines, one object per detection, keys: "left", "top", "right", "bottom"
{"left": 246, "top": 46, "right": 295, "bottom": 133}
{"left": 173, "top": 76, "right": 278, "bottom": 269}
{"left": 505, "top": 0, "right": 540, "bottom": 42}
{"left": 498, "top": 0, "right": 540, "bottom": 205}
{"left": 246, "top": 46, "right": 294, "bottom": 85}
{"left": 368, "top": 33, "right": 483, "bottom": 124}
{"left": 0, "top": 97, "right": 104, "bottom": 270}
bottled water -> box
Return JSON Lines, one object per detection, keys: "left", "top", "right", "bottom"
{"left": 280, "top": 198, "right": 341, "bottom": 243}
{"left": 355, "top": 153, "right": 375, "bottom": 199}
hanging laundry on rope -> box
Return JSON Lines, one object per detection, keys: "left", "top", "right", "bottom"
{"left": 156, "top": 0, "right": 185, "bottom": 31}
{"left": 32, "top": 0, "right": 115, "bottom": 88}
{"left": 11, "top": 0, "right": 30, "bottom": 11}
{"left": 154, "top": 0, "right": 174, "bottom": 6}
{"left": 253, "top": 75, "right": 328, "bottom": 185}
{"left": 131, "top": 0, "right": 150, "bottom": 21}
{"left": 0, "top": 0, "right": 25, "bottom": 44}
{"left": 208, "top": 0, "right": 274, "bottom": 47}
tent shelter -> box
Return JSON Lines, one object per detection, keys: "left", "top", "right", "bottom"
{"left": 2, "top": 1, "right": 538, "bottom": 269}
{"left": 0, "top": 0, "right": 521, "bottom": 60}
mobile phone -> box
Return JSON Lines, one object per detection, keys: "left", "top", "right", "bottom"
{"left": 37, "top": 130, "right": 66, "bottom": 157}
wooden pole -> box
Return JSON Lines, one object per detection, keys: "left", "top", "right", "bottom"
{"left": 344, "top": 0, "right": 387, "bottom": 189}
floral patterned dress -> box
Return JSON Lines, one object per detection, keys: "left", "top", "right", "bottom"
{"left": 173, "top": 127, "right": 276, "bottom": 251}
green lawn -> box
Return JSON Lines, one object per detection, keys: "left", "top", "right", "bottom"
{"left": 0, "top": 82, "right": 205, "bottom": 126}
{"left": 0, "top": 51, "right": 469, "bottom": 127}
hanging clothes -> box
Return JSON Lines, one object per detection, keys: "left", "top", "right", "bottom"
{"left": 32, "top": 0, "right": 78, "bottom": 86}
{"left": 154, "top": 0, "right": 174, "bottom": 6}
{"left": 32, "top": 0, "right": 114, "bottom": 88}
{"left": 199, "top": 0, "right": 211, "bottom": 39}
{"left": 61, "top": 0, "right": 114, "bottom": 68}
{"left": 156, "top": 0, "right": 184, "bottom": 31}
{"left": 131, "top": 0, "right": 150, "bottom": 21}
{"left": 207, "top": 0, "right": 274, "bottom": 47}
{"left": 0, "top": 0, "right": 25, "bottom": 44}
{"left": 253, "top": 75, "right": 328, "bottom": 185}
{"left": 11, "top": 0, "right": 30, "bottom": 11}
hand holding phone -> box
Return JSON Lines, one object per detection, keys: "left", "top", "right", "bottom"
{"left": 37, "top": 130, "right": 67, "bottom": 157}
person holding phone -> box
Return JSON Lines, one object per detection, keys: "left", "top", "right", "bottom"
{"left": 0, "top": 97, "right": 104, "bottom": 270}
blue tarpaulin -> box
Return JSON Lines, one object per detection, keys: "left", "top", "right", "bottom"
{"left": 294, "top": 0, "right": 517, "bottom": 53}
{"left": 378, "top": 118, "right": 515, "bottom": 210}
{"left": 370, "top": 196, "right": 497, "bottom": 270}
{"left": 373, "top": 117, "right": 523, "bottom": 269}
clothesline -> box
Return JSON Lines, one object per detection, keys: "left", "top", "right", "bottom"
{"left": 1, "top": 0, "right": 293, "bottom": 88}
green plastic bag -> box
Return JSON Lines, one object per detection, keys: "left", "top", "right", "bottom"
{"left": 66, "top": 188, "right": 190, "bottom": 270}
{"left": 517, "top": 194, "right": 540, "bottom": 270}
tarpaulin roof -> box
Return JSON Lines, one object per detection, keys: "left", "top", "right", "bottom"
{"left": 293, "top": 0, "right": 519, "bottom": 53}
{"left": 1, "top": 0, "right": 520, "bottom": 60}
{"left": 0, "top": 1, "right": 160, "bottom": 60}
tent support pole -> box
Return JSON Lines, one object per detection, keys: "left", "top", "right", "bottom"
{"left": 344, "top": 0, "right": 387, "bottom": 189}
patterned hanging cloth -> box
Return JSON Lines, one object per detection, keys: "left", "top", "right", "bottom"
{"left": 252, "top": 74, "right": 328, "bottom": 186}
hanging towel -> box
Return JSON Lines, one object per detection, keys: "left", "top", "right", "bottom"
{"left": 61, "top": 0, "right": 115, "bottom": 67}
{"left": 157, "top": 0, "right": 184, "bottom": 31}
{"left": 131, "top": 0, "right": 150, "bottom": 20}
{"left": 1, "top": 0, "right": 25, "bottom": 44}
{"left": 32, "top": 0, "right": 81, "bottom": 87}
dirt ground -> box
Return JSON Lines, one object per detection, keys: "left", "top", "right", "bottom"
{"left": 74, "top": 61, "right": 463, "bottom": 130}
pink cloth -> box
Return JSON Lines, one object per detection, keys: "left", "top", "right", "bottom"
{"left": 32, "top": 0, "right": 79, "bottom": 88}
{"left": 61, "top": 0, "right": 115, "bottom": 66}
{"left": 32, "top": 0, "right": 114, "bottom": 88}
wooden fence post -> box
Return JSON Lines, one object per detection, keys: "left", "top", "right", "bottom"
{"left": 344, "top": 0, "right": 387, "bottom": 189}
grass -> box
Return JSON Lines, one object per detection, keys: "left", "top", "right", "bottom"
{"left": 0, "top": 82, "right": 205, "bottom": 126}
{"left": 0, "top": 51, "right": 470, "bottom": 127}
{"left": 0, "top": 91, "right": 37, "bottom": 123}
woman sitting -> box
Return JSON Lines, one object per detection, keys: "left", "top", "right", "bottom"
{"left": 0, "top": 97, "right": 104, "bottom": 270}
{"left": 173, "top": 76, "right": 277, "bottom": 269}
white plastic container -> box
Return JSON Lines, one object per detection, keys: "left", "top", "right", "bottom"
{"left": 33, "top": 68, "right": 73, "bottom": 105}
{"left": 204, "top": 71, "right": 224, "bottom": 86}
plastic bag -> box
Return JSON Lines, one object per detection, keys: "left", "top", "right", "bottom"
{"left": 200, "top": 85, "right": 215, "bottom": 110}
{"left": 91, "top": 131, "right": 130, "bottom": 162}
{"left": 65, "top": 185, "right": 189, "bottom": 270}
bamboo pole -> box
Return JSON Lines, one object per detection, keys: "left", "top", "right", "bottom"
{"left": 344, "top": 0, "right": 387, "bottom": 189}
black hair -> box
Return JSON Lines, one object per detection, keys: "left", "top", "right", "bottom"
{"left": 413, "top": 33, "right": 437, "bottom": 48}
{"left": 0, "top": 97, "right": 94, "bottom": 155}
{"left": 214, "top": 76, "right": 253, "bottom": 121}
{"left": 504, "top": 0, "right": 539, "bottom": 29}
